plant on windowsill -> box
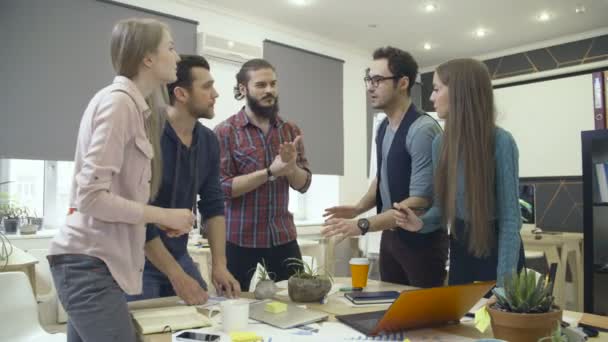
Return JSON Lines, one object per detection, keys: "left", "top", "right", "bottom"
{"left": 19, "top": 207, "right": 42, "bottom": 235}
{"left": 254, "top": 259, "right": 278, "bottom": 300}
{"left": 487, "top": 268, "right": 563, "bottom": 342}
{"left": 0, "top": 203, "right": 24, "bottom": 234}
{"left": 286, "top": 258, "right": 332, "bottom": 303}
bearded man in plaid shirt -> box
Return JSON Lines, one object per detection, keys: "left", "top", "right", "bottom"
{"left": 214, "top": 59, "right": 312, "bottom": 291}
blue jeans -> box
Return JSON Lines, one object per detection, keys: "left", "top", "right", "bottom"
{"left": 126, "top": 253, "right": 207, "bottom": 301}
{"left": 49, "top": 254, "right": 136, "bottom": 342}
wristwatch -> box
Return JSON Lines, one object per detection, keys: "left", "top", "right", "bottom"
{"left": 266, "top": 168, "right": 276, "bottom": 181}
{"left": 357, "top": 218, "right": 370, "bottom": 235}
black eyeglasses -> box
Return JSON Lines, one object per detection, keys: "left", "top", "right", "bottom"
{"left": 363, "top": 75, "right": 400, "bottom": 88}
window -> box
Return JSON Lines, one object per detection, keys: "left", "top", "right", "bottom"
{"left": 0, "top": 159, "right": 44, "bottom": 217}
{"left": 0, "top": 158, "right": 339, "bottom": 229}
{"left": 44, "top": 161, "right": 75, "bottom": 228}
{"left": 0, "top": 159, "right": 73, "bottom": 230}
{"left": 289, "top": 175, "right": 339, "bottom": 225}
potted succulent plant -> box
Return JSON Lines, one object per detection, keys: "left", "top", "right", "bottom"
{"left": 488, "top": 268, "right": 563, "bottom": 342}
{"left": 286, "top": 258, "right": 332, "bottom": 303}
{"left": 254, "top": 259, "right": 278, "bottom": 300}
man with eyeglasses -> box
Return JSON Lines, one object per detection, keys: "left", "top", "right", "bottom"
{"left": 322, "top": 46, "right": 448, "bottom": 288}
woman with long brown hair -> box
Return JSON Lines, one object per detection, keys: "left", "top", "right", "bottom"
{"left": 393, "top": 58, "right": 524, "bottom": 286}
{"left": 48, "top": 19, "right": 194, "bottom": 341}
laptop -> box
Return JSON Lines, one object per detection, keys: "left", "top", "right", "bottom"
{"left": 249, "top": 300, "right": 328, "bottom": 329}
{"left": 336, "top": 281, "right": 495, "bottom": 336}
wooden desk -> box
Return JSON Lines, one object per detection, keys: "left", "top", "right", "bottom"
{"left": 1, "top": 245, "right": 38, "bottom": 296}
{"left": 129, "top": 277, "right": 607, "bottom": 341}
{"left": 522, "top": 231, "right": 584, "bottom": 311}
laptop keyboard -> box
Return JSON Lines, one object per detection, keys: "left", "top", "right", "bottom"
{"left": 341, "top": 310, "right": 388, "bottom": 333}
{"left": 356, "top": 317, "right": 383, "bottom": 331}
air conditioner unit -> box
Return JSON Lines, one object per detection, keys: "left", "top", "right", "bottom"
{"left": 197, "top": 32, "right": 262, "bottom": 64}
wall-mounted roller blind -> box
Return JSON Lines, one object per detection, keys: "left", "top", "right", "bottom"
{"left": 0, "top": 0, "right": 197, "bottom": 161}
{"left": 263, "top": 40, "right": 344, "bottom": 175}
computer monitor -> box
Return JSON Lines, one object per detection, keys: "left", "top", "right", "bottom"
{"left": 519, "top": 183, "right": 535, "bottom": 224}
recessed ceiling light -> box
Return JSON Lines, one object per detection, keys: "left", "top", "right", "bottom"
{"left": 288, "top": 0, "right": 311, "bottom": 6}
{"left": 474, "top": 28, "right": 488, "bottom": 38}
{"left": 575, "top": 5, "right": 586, "bottom": 13}
{"left": 424, "top": 2, "right": 438, "bottom": 12}
{"left": 537, "top": 11, "right": 551, "bottom": 22}
{"left": 423, "top": 42, "right": 432, "bottom": 50}
{"left": 227, "top": 41, "right": 235, "bottom": 48}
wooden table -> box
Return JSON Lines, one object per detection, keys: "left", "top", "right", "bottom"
{"left": 522, "top": 231, "right": 584, "bottom": 311}
{"left": 129, "top": 277, "right": 607, "bottom": 341}
{"left": 1, "top": 245, "right": 38, "bottom": 296}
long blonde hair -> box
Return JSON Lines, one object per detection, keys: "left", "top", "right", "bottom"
{"left": 435, "top": 58, "right": 496, "bottom": 257}
{"left": 146, "top": 87, "right": 169, "bottom": 200}
{"left": 110, "top": 18, "right": 169, "bottom": 199}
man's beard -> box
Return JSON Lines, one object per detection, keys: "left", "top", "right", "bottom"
{"left": 246, "top": 93, "right": 279, "bottom": 120}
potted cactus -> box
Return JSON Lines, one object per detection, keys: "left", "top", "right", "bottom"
{"left": 253, "top": 259, "right": 278, "bottom": 300}
{"left": 488, "top": 268, "right": 563, "bottom": 342}
{"left": 286, "top": 258, "right": 332, "bottom": 303}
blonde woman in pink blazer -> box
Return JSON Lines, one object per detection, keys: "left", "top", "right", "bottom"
{"left": 48, "top": 18, "right": 193, "bottom": 342}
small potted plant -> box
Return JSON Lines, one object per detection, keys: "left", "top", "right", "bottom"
{"left": 286, "top": 258, "right": 332, "bottom": 303}
{"left": 20, "top": 207, "right": 42, "bottom": 235}
{"left": 254, "top": 259, "right": 278, "bottom": 300}
{"left": 0, "top": 203, "right": 23, "bottom": 234}
{"left": 488, "top": 268, "right": 563, "bottom": 342}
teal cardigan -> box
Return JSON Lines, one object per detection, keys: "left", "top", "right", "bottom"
{"left": 420, "top": 127, "right": 522, "bottom": 286}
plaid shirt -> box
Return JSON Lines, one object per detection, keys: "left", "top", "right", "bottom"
{"left": 214, "top": 108, "right": 311, "bottom": 248}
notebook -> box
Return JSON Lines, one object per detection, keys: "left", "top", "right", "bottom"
{"left": 344, "top": 291, "right": 400, "bottom": 305}
{"left": 130, "top": 305, "right": 211, "bottom": 334}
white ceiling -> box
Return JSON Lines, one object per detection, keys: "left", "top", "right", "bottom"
{"left": 198, "top": 0, "right": 608, "bottom": 68}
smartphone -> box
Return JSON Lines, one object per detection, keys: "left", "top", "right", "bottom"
{"left": 175, "top": 331, "right": 221, "bottom": 341}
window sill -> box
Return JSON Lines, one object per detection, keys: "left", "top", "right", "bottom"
{"left": 3, "top": 227, "right": 59, "bottom": 240}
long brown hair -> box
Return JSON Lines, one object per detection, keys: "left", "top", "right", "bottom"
{"left": 435, "top": 58, "right": 496, "bottom": 257}
{"left": 110, "top": 18, "right": 169, "bottom": 200}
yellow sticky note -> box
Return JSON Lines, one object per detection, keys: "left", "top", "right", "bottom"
{"left": 229, "top": 332, "right": 262, "bottom": 342}
{"left": 264, "top": 301, "right": 287, "bottom": 314}
{"left": 403, "top": 339, "right": 411, "bottom": 342}
{"left": 474, "top": 306, "right": 491, "bottom": 333}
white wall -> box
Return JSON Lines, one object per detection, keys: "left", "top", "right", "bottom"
{"left": 495, "top": 73, "right": 595, "bottom": 177}
{"left": 116, "top": 0, "right": 371, "bottom": 206}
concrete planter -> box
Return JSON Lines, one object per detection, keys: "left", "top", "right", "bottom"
{"left": 254, "top": 280, "right": 278, "bottom": 300}
{"left": 287, "top": 276, "right": 331, "bottom": 303}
